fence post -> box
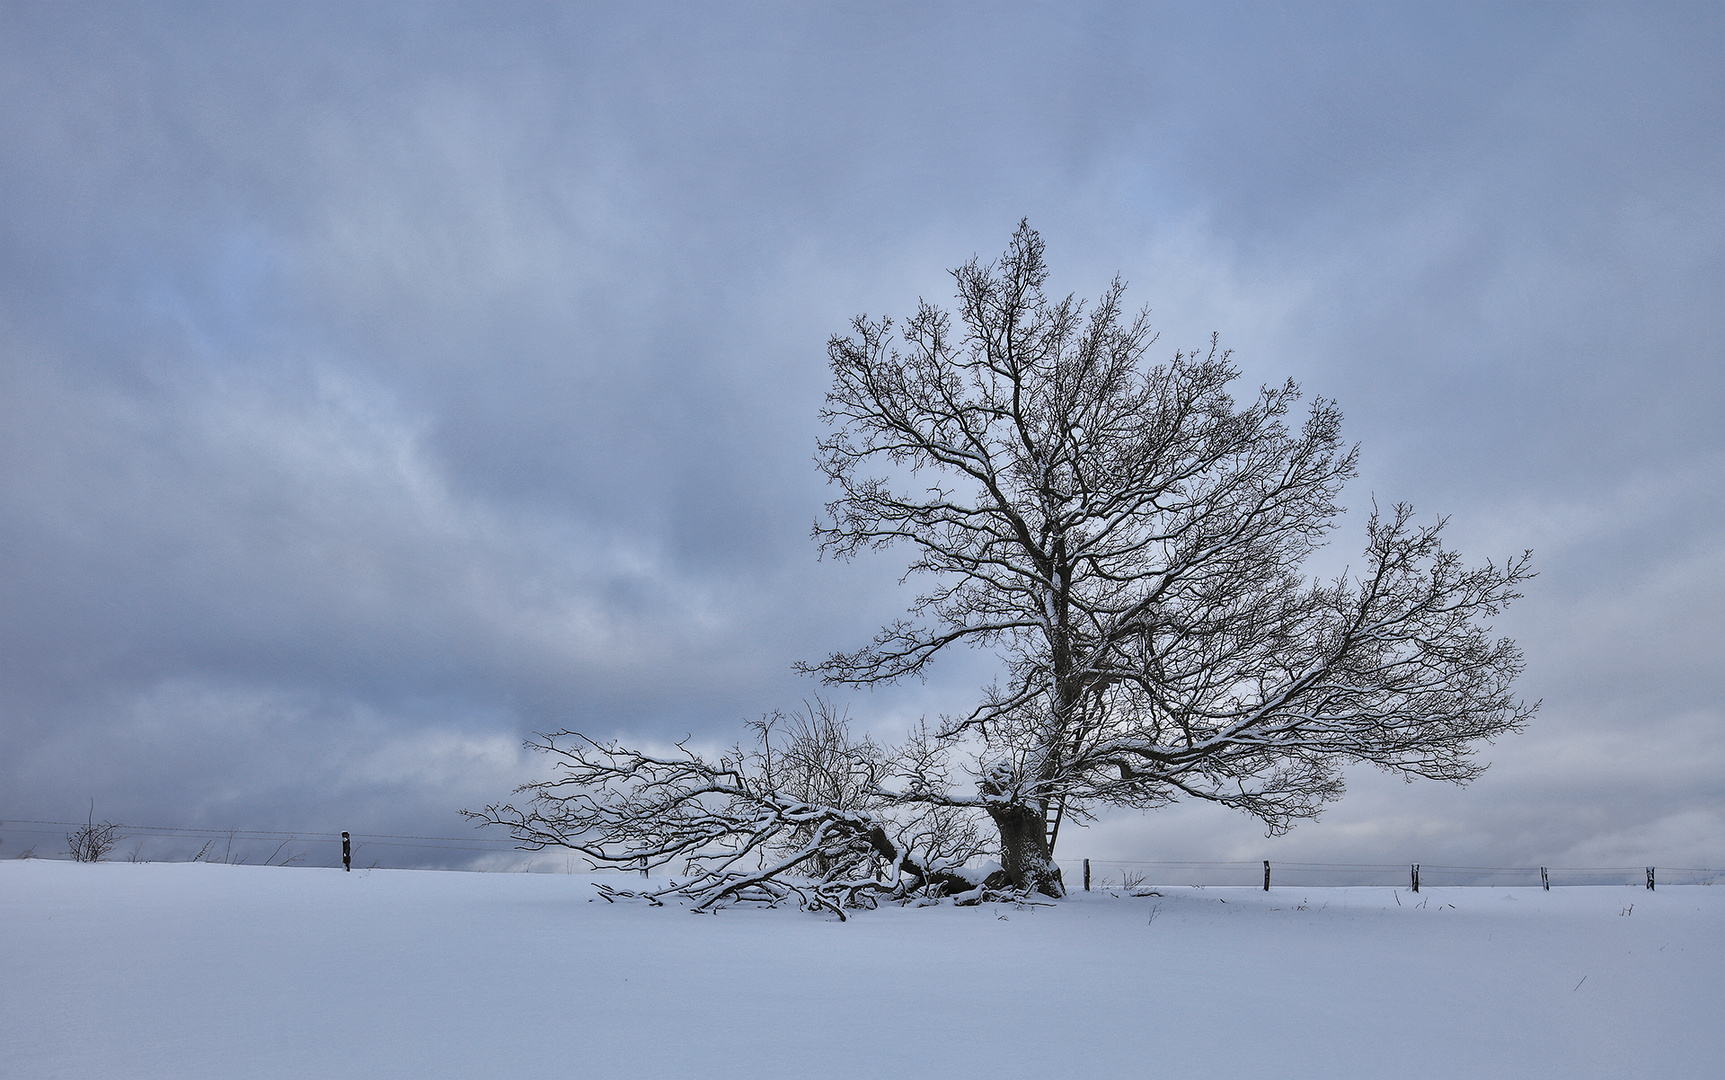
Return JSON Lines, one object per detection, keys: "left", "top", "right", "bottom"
{"left": 341, "top": 831, "right": 351, "bottom": 872}
{"left": 1263, "top": 860, "right": 1270, "bottom": 891}
{"left": 1083, "top": 858, "right": 1090, "bottom": 892}
{"left": 1411, "top": 864, "right": 1419, "bottom": 892}
{"left": 1646, "top": 867, "right": 1655, "bottom": 891}
{"left": 1540, "top": 866, "right": 1549, "bottom": 891}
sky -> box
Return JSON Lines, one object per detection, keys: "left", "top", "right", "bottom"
{"left": 1, "top": 1, "right": 1720, "bottom": 872}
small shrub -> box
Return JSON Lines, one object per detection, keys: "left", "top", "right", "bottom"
{"left": 66, "top": 801, "right": 121, "bottom": 863}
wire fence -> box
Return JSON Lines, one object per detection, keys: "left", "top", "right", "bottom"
{"left": 0, "top": 818, "right": 516, "bottom": 868}
{"left": 3, "top": 818, "right": 1716, "bottom": 888}
{"left": 1062, "top": 859, "right": 1720, "bottom": 891}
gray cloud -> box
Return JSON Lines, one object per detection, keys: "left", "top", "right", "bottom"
{"left": 1, "top": 2, "right": 1719, "bottom": 871}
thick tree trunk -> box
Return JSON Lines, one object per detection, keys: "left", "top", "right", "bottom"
{"left": 987, "top": 802, "right": 1065, "bottom": 898}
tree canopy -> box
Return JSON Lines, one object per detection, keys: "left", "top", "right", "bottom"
{"left": 801, "top": 222, "right": 1535, "bottom": 895}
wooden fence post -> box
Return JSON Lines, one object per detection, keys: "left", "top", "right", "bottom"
{"left": 1083, "top": 858, "right": 1090, "bottom": 892}
{"left": 1646, "top": 866, "right": 1655, "bottom": 891}
{"left": 1263, "top": 860, "right": 1270, "bottom": 891}
{"left": 1541, "top": 866, "right": 1549, "bottom": 891}
{"left": 341, "top": 831, "right": 351, "bottom": 872}
{"left": 1411, "top": 863, "right": 1419, "bottom": 892}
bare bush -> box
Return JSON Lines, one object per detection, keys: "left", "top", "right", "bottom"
{"left": 66, "top": 801, "right": 121, "bottom": 863}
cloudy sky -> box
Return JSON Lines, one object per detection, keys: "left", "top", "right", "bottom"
{"left": 2, "top": 2, "right": 1720, "bottom": 873}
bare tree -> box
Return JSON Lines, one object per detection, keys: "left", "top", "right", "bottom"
{"left": 800, "top": 222, "right": 1537, "bottom": 897}
{"left": 463, "top": 702, "right": 993, "bottom": 918}
{"left": 66, "top": 800, "right": 121, "bottom": 863}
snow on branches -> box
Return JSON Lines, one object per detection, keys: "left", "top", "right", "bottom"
{"left": 462, "top": 704, "right": 995, "bottom": 918}
{"left": 800, "top": 222, "right": 1536, "bottom": 892}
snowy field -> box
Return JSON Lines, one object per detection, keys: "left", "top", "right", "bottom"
{"left": 4, "top": 860, "right": 1719, "bottom": 1079}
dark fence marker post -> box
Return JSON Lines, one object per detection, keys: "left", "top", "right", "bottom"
{"left": 1541, "top": 866, "right": 1549, "bottom": 891}
{"left": 1083, "top": 858, "right": 1090, "bottom": 892}
{"left": 1263, "top": 860, "right": 1270, "bottom": 891}
{"left": 341, "top": 832, "right": 351, "bottom": 872}
{"left": 1411, "top": 864, "right": 1420, "bottom": 892}
{"left": 1646, "top": 866, "right": 1655, "bottom": 891}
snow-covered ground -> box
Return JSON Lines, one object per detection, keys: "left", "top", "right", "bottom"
{"left": 4, "top": 860, "right": 1719, "bottom": 1079}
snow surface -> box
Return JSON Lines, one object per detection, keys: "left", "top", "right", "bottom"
{"left": 3, "top": 860, "right": 1719, "bottom": 1079}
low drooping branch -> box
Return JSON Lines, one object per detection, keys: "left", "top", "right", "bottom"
{"left": 462, "top": 713, "right": 999, "bottom": 918}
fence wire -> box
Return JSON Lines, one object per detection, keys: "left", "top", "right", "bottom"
{"left": 1064, "top": 859, "right": 1719, "bottom": 889}
{"left": 0, "top": 818, "right": 517, "bottom": 868}
{"left": 3, "top": 818, "right": 1716, "bottom": 885}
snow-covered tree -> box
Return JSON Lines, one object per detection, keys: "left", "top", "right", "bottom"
{"left": 800, "top": 222, "right": 1537, "bottom": 897}
{"left": 469, "top": 224, "right": 1534, "bottom": 913}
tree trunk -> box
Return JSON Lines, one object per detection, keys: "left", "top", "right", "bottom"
{"left": 987, "top": 802, "right": 1065, "bottom": 898}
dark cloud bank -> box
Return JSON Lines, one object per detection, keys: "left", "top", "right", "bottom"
{"left": 2, "top": 3, "right": 1720, "bottom": 872}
